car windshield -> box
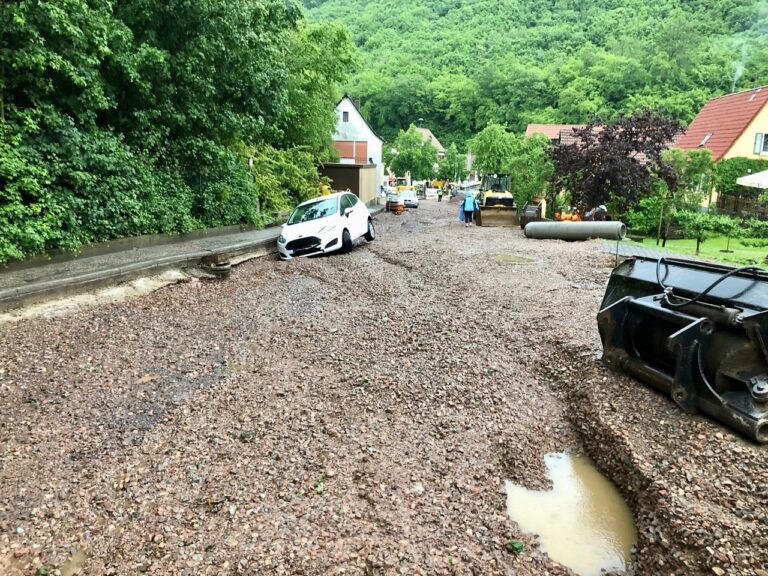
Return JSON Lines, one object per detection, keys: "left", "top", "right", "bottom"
{"left": 401, "top": 190, "right": 416, "bottom": 198}
{"left": 288, "top": 198, "right": 337, "bottom": 224}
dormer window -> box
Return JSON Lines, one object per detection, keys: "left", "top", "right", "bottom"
{"left": 342, "top": 111, "right": 349, "bottom": 122}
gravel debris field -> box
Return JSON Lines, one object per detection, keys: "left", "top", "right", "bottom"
{"left": 0, "top": 199, "right": 766, "bottom": 575}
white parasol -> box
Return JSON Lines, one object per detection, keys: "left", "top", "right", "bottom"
{"left": 735, "top": 169, "right": 768, "bottom": 189}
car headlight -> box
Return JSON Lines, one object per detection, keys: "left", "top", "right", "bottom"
{"left": 278, "top": 234, "right": 285, "bottom": 243}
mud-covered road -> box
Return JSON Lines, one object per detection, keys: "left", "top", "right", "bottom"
{"left": 1, "top": 199, "right": 766, "bottom": 575}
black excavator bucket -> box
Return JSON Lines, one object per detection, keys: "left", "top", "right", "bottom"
{"left": 597, "top": 256, "right": 768, "bottom": 443}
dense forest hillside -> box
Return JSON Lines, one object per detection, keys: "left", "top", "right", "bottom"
{"left": 305, "top": 0, "right": 768, "bottom": 145}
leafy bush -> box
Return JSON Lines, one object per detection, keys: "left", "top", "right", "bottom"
{"left": 713, "top": 157, "right": 768, "bottom": 197}
{"left": 624, "top": 195, "right": 664, "bottom": 235}
{"left": 733, "top": 218, "right": 768, "bottom": 248}
{"left": 623, "top": 173, "right": 708, "bottom": 237}
{"left": 0, "top": 126, "right": 58, "bottom": 261}
{"left": 739, "top": 238, "right": 768, "bottom": 248}
{"left": 745, "top": 218, "right": 768, "bottom": 239}
{"left": 0, "top": 0, "right": 356, "bottom": 263}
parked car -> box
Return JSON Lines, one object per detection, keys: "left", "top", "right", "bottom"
{"left": 277, "top": 192, "right": 375, "bottom": 260}
{"left": 400, "top": 188, "right": 419, "bottom": 208}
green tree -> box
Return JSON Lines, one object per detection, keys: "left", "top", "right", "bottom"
{"left": 626, "top": 148, "right": 714, "bottom": 240}
{"left": 662, "top": 148, "right": 714, "bottom": 201}
{"left": 278, "top": 21, "right": 358, "bottom": 156}
{"left": 384, "top": 124, "right": 438, "bottom": 180}
{"left": 674, "top": 211, "right": 719, "bottom": 255}
{"left": 468, "top": 123, "right": 515, "bottom": 176}
{"left": 430, "top": 74, "right": 482, "bottom": 145}
{"left": 437, "top": 143, "right": 468, "bottom": 181}
{"left": 710, "top": 214, "right": 744, "bottom": 253}
{"left": 507, "top": 133, "right": 554, "bottom": 209}
{"left": 0, "top": 0, "right": 119, "bottom": 127}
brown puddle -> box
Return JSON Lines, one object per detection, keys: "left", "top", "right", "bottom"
{"left": 505, "top": 453, "right": 636, "bottom": 575}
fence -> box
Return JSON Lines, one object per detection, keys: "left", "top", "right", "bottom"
{"left": 716, "top": 195, "right": 768, "bottom": 219}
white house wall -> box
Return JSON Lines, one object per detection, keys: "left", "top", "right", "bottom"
{"left": 333, "top": 98, "right": 383, "bottom": 192}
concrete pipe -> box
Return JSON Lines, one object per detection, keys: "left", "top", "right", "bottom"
{"left": 524, "top": 221, "right": 627, "bottom": 241}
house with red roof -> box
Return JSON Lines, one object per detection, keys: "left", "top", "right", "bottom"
{"left": 676, "top": 86, "right": 768, "bottom": 212}
{"left": 676, "top": 86, "right": 768, "bottom": 161}
{"left": 524, "top": 124, "right": 586, "bottom": 143}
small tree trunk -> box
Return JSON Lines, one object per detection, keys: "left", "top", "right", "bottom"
{"left": 696, "top": 236, "right": 702, "bottom": 255}
{"left": 656, "top": 203, "right": 665, "bottom": 246}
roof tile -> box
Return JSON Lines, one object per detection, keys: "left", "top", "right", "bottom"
{"left": 525, "top": 124, "right": 586, "bottom": 139}
{"left": 414, "top": 127, "right": 445, "bottom": 152}
{"left": 675, "top": 86, "right": 768, "bottom": 160}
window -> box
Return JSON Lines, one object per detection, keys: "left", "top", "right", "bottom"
{"left": 342, "top": 111, "right": 349, "bottom": 122}
{"left": 755, "top": 133, "right": 768, "bottom": 154}
{"left": 341, "top": 194, "right": 356, "bottom": 213}
{"left": 287, "top": 198, "right": 337, "bottom": 225}
{"left": 699, "top": 132, "right": 713, "bottom": 147}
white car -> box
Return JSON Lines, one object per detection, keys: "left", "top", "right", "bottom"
{"left": 400, "top": 189, "right": 419, "bottom": 208}
{"left": 277, "top": 192, "right": 375, "bottom": 260}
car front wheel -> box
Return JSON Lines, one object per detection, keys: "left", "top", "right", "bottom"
{"left": 364, "top": 219, "right": 375, "bottom": 242}
{"left": 341, "top": 228, "right": 353, "bottom": 252}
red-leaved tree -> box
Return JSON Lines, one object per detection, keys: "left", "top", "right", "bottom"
{"left": 551, "top": 110, "right": 681, "bottom": 214}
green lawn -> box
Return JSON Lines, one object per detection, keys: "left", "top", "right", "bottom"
{"left": 648, "top": 236, "right": 767, "bottom": 266}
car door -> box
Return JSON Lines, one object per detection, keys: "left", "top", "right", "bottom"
{"left": 341, "top": 194, "right": 363, "bottom": 238}
{"left": 348, "top": 194, "right": 367, "bottom": 237}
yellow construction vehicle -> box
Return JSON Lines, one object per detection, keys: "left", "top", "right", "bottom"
{"left": 395, "top": 177, "right": 410, "bottom": 193}
{"left": 475, "top": 174, "right": 519, "bottom": 227}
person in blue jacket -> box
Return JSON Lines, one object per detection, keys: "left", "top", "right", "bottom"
{"left": 463, "top": 192, "right": 479, "bottom": 227}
